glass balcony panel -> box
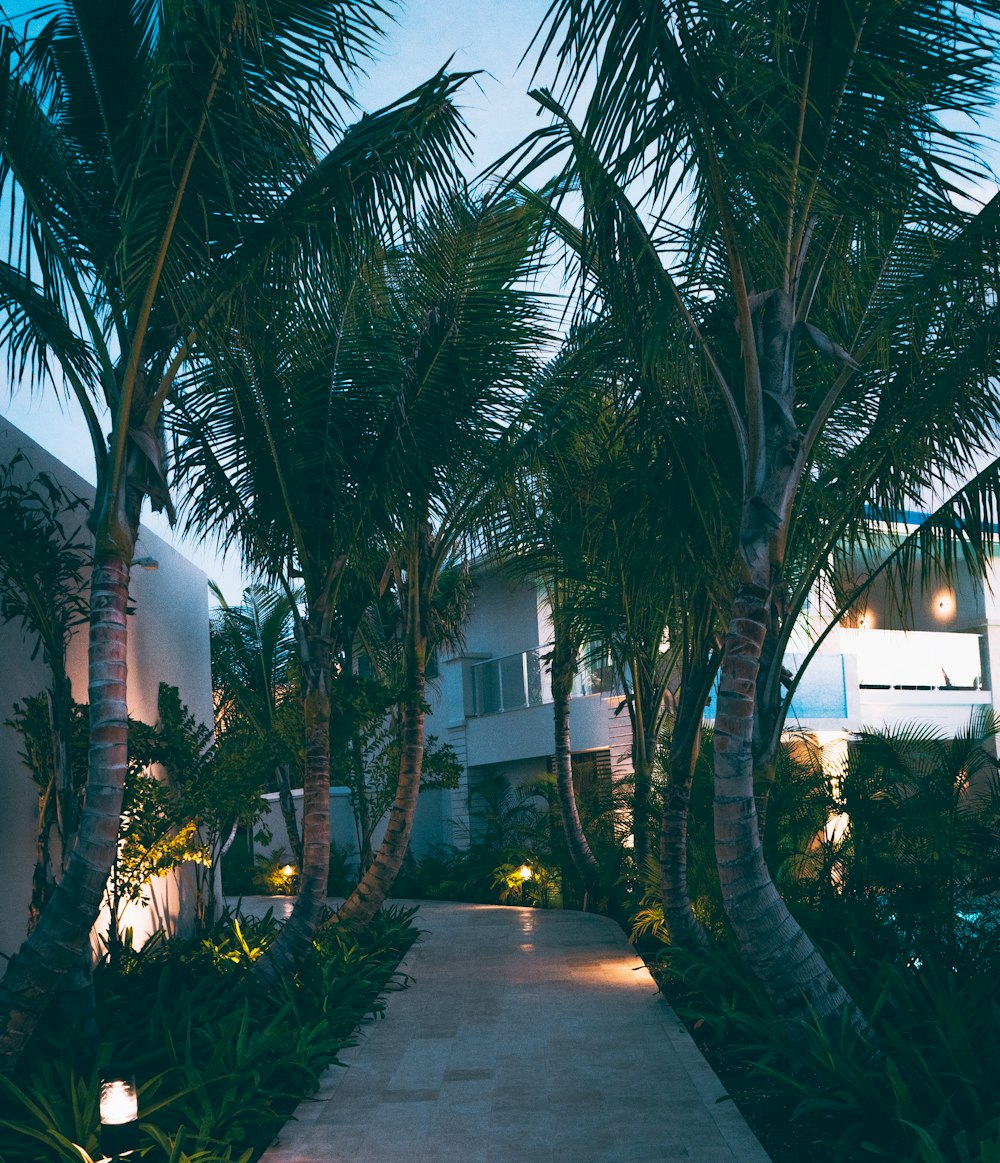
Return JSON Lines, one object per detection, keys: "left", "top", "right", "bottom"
{"left": 474, "top": 661, "right": 502, "bottom": 715}
{"left": 500, "top": 652, "right": 528, "bottom": 710}
{"left": 469, "top": 644, "right": 612, "bottom": 716}
{"left": 845, "top": 629, "right": 984, "bottom": 690}
{"left": 526, "top": 648, "right": 544, "bottom": 706}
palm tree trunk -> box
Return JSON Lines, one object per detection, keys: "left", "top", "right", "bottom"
{"left": 29, "top": 782, "right": 56, "bottom": 933}
{"left": 660, "top": 720, "right": 708, "bottom": 952}
{"left": 336, "top": 540, "right": 429, "bottom": 931}
{"left": 53, "top": 673, "right": 79, "bottom": 867}
{"left": 0, "top": 551, "right": 133, "bottom": 1074}
{"left": 253, "top": 616, "right": 332, "bottom": 987}
{"left": 350, "top": 737, "right": 374, "bottom": 873}
{"left": 660, "top": 646, "right": 719, "bottom": 951}
{"left": 714, "top": 583, "right": 868, "bottom": 1035}
{"left": 551, "top": 617, "right": 601, "bottom": 902}
{"left": 274, "top": 763, "right": 302, "bottom": 866}
{"left": 628, "top": 664, "right": 655, "bottom": 869}
{"left": 336, "top": 676, "right": 425, "bottom": 929}
{"left": 631, "top": 724, "right": 654, "bottom": 868}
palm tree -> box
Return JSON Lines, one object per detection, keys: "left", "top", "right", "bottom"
{"left": 491, "top": 334, "right": 612, "bottom": 903}
{"left": 0, "top": 0, "right": 406, "bottom": 1071}
{"left": 210, "top": 582, "right": 303, "bottom": 862}
{"left": 498, "top": 311, "right": 736, "bottom": 942}
{"left": 525, "top": 0, "right": 1000, "bottom": 1033}
{"left": 333, "top": 193, "right": 546, "bottom": 929}
{"left": 178, "top": 192, "right": 545, "bottom": 968}
{"left": 347, "top": 562, "right": 473, "bottom": 875}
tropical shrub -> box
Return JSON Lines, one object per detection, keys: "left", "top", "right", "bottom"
{"left": 0, "top": 456, "right": 90, "bottom": 927}
{"left": 0, "top": 906, "right": 418, "bottom": 1162}
{"left": 644, "top": 717, "right": 1000, "bottom": 1161}
{"left": 653, "top": 931, "right": 1000, "bottom": 1163}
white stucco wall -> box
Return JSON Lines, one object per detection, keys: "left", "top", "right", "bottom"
{"left": 462, "top": 568, "right": 545, "bottom": 657}
{"left": 0, "top": 420, "right": 214, "bottom": 957}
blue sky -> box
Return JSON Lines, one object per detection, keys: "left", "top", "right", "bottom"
{"left": 2, "top": 0, "right": 555, "bottom": 598}
{"left": 2, "top": 0, "right": 999, "bottom": 599}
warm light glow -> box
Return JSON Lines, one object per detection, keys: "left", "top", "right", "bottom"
{"left": 280, "top": 864, "right": 295, "bottom": 878}
{"left": 824, "top": 813, "right": 850, "bottom": 845}
{"left": 518, "top": 864, "right": 533, "bottom": 881}
{"left": 857, "top": 610, "right": 875, "bottom": 630}
{"left": 933, "top": 590, "right": 956, "bottom": 621}
{"left": 623, "top": 834, "right": 635, "bottom": 850}
{"left": 100, "top": 1078, "right": 138, "bottom": 1126}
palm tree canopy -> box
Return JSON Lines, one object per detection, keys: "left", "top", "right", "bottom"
{"left": 176, "top": 191, "right": 547, "bottom": 610}
{"left": 524, "top": 0, "right": 1000, "bottom": 517}
{"left": 0, "top": 0, "right": 471, "bottom": 551}
{"left": 209, "top": 581, "right": 300, "bottom": 735}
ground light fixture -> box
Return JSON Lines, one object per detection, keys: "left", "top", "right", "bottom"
{"left": 280, "top": 864, "right": 295, "bottom": 879}
{"left": 99, "top": 1064, "right": 139, "bottom": 1158}
{"left": 518, "top": 864, "right": 533, "bottom": 881}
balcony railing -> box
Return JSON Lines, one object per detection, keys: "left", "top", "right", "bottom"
{"left": 705, "top": 630, "right": 988, "bottom": 723}
{"left": 469, "top": 646, "right": 614, "bottom": 716}
{"left": 841, "top": 628, "right": 984, "bottom": 691}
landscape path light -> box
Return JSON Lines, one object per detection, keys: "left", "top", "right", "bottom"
{"left": 99, "top": 1063, "right": 139, "bottom": 1158}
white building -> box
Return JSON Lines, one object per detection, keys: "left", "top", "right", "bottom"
{"left": 0, "top": 420, "right": 215, "bottom": 958}
{"left": 405, "top": 538, "right": 1000, "bottom": 851}
{"left": 406, "top": 566, "right": 632, "bottom": 856}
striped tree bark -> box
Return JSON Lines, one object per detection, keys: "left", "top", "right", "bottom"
{"left": 712, "top": 289, "right": 870, "bottom": 1038}
{"left": 714, "top": 586, "right": 868, "bottom": 1035}
{"left": 253, "top": 612, "right": 332, "bottom": 987}
{"left": 550, "top": 613, "right": 601, "bottom": 904}
{"left": 660, "top": 723, "right": 708, "bottom": 952}
{"left": 0, "top": 549, "right": 133, "bottom": 1073}
{"left": 336, "top": 539, "right": 430, "bottom": 931}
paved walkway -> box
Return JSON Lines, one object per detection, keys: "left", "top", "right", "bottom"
{"left": 241, "top": 899, "right": 772, "bottom": 1163}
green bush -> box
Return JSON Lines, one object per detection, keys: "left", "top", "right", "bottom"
{"left": 651, "top": 932, "right": 1000, "bottom": 1162}
{"left": 641, "top": 717, "right": 1000, "bottom": 1161}
{"left": 0, "top": 907, "right": 418, "bottom": 1162}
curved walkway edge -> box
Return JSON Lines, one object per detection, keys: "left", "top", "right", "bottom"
{"left": 254, "top": 900, "right": 773, "bottom": 1163}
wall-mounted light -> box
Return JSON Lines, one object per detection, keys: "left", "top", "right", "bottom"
{"left": 857, "top": 611, "right": 875, "bottom": 630}
{"left": 933, "top": 590, "right": 956, "bottom": 621}
{"left": 518, "top": 864, "right": 533, "bottom": 882}
{"left": 100, "top": 1064, "right": 139, "bottom": 1158}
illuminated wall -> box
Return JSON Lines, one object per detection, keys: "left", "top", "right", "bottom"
{"left": 0, "top": 421, "right": 213, "bottom": 958}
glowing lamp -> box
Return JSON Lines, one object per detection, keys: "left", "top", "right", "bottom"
{"left": 933, "top": 591, "right": 955, "bottom": 621}
{"left": 100, "top": 1065, "right": 139, "bottom": 1157}
{"left": 518, "top": 864, "right": 533, "bottom": 881}
{"left": 857, "top": 611, "right": 875, "bottom": 630}
{"left": 280, "top": 864, "right": 295, "bottom": 879}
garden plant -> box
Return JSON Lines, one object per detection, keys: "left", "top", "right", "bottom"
{"left": 1, "top": 0, "right": 1000, "bottom": 1159}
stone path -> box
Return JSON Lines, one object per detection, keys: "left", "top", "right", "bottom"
{"left": 242, "top": 899, "right": 772, "bottom": 1163}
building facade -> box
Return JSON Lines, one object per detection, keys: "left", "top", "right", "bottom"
{"left": 405, "top": 541, "right": 1000, "bottom": 855}
{"left": 0, "top": 420, "right": 215, "bottom": 957}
